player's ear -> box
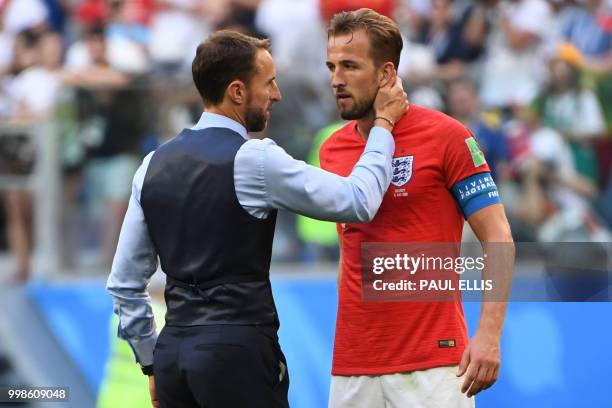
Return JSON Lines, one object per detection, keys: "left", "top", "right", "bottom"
{"left": 378, "top": 62, "right": 396, "bottom": 88}
{"left": 227, "top": 80, "right": 247, "bottom": 105}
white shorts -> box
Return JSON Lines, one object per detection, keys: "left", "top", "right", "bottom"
{"left": 329, "top": 365, "right": 475, "bottom": 408}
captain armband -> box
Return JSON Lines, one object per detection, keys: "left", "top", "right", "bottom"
{"left": 451, "top": 172, "right": 500, "bottom": 218}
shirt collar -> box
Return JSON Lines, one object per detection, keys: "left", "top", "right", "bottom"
{"left": 192, "top": 112, "right": 249, "bottom": 140}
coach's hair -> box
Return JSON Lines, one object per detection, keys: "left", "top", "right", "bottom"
{"left": 328, "top": 8, "right": 402, "bottom": 69}
{"left": 192, "top": 30, "right": 271, "bottom": 105}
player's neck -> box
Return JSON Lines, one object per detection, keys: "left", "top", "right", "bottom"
{"left": 355, "top": 111, "right": 376, "bottom": 141}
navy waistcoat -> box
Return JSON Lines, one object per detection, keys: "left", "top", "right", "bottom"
{"left": 141, "top": 127, "right": 278, "bottom": 327}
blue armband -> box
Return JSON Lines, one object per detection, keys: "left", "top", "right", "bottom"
{"left": 451, "top": 172, "right": 500, "bottom": 218}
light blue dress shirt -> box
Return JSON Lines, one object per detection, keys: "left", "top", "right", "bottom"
{"left": 106, "top": 112, "right": 395, "bottom": 366}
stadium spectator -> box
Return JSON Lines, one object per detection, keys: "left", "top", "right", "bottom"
{"left": 256, "top": 0, "right": 326, "bottom": 77}
{"left": 148, "top": 0, "right": 210, "bottom": 74}
{"left": 558, "top": 0, "right": 612, "bottom": 188}
{"left": 536, "top": 54, "right": 606, "bottom": 185}
{"left": 320, "top": 0, "right": 394, "bottom": 21}
{"left": 63, "top": 25, "right": 137, "bottom": 267}
{"left": 1, "top": 29, "right": 50, "bottom": 282}
{"left": 1, "top": 0, "right": 48, "bottom": 35}
{"left": 502, "top": 105, "right": 604, "bottom": 242}
{"left": 40, "top": 0, "right": 69, "bottom": 34}
{"left": 447, "top": 77, "right": 510, "bottom": 182}
{"left": 63, "top": 26, "right": 129, "bottom": 87}
{"left": 560, "top": 0, "right": 612, "bottom": 72}
{"left": 412, "top": 0, "right": 486, "bottom": 82}
{"left": 1, "top": 29, "right": 40, "bottom": 119}
{"left": 10, "top": 31, "right": 63, "bottom": 120}
{"left": 73, "top": 0, "right": 109, "bottom": 28}
{"left": 479, "top": 0, "right": 554, "bottom": 108}
{"left": 104, "top": 0, "right": 150, "bottom": 74}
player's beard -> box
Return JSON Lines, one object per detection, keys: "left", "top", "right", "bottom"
{"left": 339, "top": 96, "right": 375, "bottom": 120}
{"left": 245, "top": 97, "right": 268, "bottom": 132}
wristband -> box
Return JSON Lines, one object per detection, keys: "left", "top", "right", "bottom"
{"left": 374, "top": 116, "right": 394, "bottom": 128}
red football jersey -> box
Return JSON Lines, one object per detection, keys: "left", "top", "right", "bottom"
{"left": 320, "top": 105, "right": 491, "bottom": 375}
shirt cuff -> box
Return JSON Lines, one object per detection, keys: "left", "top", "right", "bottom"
{"left": 364, "top": 126, "right": 394, "bottom": 157}
{"left": 128, "top": 334, "right": 158, "bottom": 367}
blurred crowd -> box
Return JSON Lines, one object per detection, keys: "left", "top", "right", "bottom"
{"left": 0, "top": 0, "right": 611, "bottom": 281}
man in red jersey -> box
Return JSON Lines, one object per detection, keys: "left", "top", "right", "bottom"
{"left": 321, "top": 8, "right": 514, "bottom": 407}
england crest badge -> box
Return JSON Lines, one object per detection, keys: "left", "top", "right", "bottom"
{"left": 391, "top": 155, "right": 413, "bottom": 187}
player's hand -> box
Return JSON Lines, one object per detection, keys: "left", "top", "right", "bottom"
{"left": 373, "top": 74, "right": 408, "bottom": 130}
{"left": 149, "top": 375, "right": 159, "bottom": 408}
{"left": 457, "top": 328, "right": 501, "bottom": 398}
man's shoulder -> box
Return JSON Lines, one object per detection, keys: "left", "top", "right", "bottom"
{"left": 240, "top": 137, "right": 277, "bottom": 152}
{"left": 399, "top": 105, "right": 468, "bottom": 136}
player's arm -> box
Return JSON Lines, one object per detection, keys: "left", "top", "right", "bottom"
{"left": 106, "top": 152, "right": 159, "bottom": 377}
{"left": 443, "top": 124, "right": 514, "bottom": 397}
{"left": 458, "top": 203, "right": 514, "bottom": 398}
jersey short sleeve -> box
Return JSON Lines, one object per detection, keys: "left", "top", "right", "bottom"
{"left": 443, "top": 124, "right": 500, "bottom": 218}
{"left": 443, "top": 125, "right": 489, "bottom": 187}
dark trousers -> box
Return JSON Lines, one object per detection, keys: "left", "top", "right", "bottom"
{"left": 153, "top": 324, "right": 289, "bottom": 408}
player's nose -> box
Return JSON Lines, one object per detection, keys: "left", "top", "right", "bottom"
{"left": 331, "top": 71, "right": 345, "bottom": 89}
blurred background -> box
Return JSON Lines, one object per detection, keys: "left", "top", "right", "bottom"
{"left": 0, "top": 0, "right": 610, "bottom": 407}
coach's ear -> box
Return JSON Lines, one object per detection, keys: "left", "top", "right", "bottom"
{"left": 378, "top": 62, "right": 396, "bottom": 88}
{"left": 227, "top": 80, "right": 247, "bottom": 105}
